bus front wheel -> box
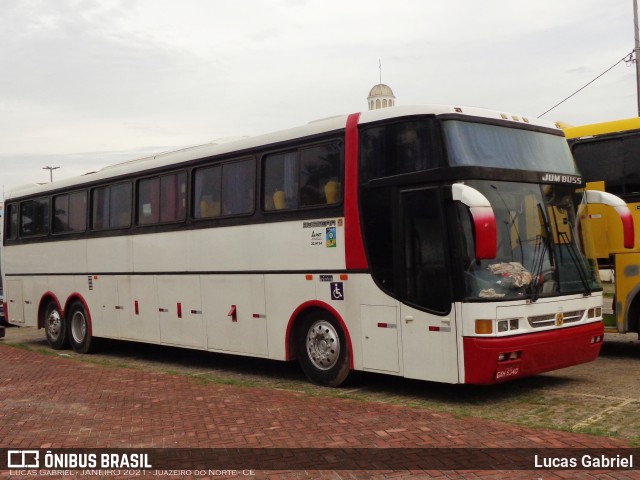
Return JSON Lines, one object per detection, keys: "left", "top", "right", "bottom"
{"left": 298, "top": 311, "right": 351, "bottom": 387}
{"left": 67, "top": 301, "right": 95, "bottom": 354}
{"left": 44, "top": 300, "right": 68, "bottom": 350}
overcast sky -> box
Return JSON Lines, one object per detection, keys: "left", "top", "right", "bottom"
{"left": 1, "top": 0, "right": 638, "bottom": 195}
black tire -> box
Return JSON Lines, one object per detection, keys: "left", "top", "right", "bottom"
{"left": 297, "top": 311, "right": 351, "bottom": 387}
{"left": 67, "top": 300, "right": 96, "bottom": 354}
{"left": 43, "top": 300, "right": 68, "bottom": 350}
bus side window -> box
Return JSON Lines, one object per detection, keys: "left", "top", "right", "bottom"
{"left": 160, "top": 172, "right": 187, "bottom": 222}
{"left": 264, "top": 151, "right": 298, "bottom": 211}
{"left": 222, "top": 159, "right": 255, "bottom": 216}
{"left": 300, "top": 143, "right": 341, "bottom": 207}
{"left": 138, "top": 178, "right": 160, "bottom": 225}
{"left": 137, "top": 172, "right": 186, "bottom": 226}
{"left": 53, "top": 191, "right": 87, "bottom": 234}
{"left": 20, "top": 197, "right": 50, "bottom": 237}
{"left": 402, "top": 189, "right": 450, "bottom": 313}
{"left": 193, "top": 165, "right": 221, "bottom": 219}
{"left": 91, "top": 182, "right": 131, "bottom": 230}
{"left": 263, "top": 142, "right": 341, "bottom": 211}
{"left": 5, "top": 203, "right": 18, "bottom": 240}
{"left": 360, "top": 186, "right": 395, "bottom": 293}
{"left": 110, "top": 183, "right": 132, "bottom": 228}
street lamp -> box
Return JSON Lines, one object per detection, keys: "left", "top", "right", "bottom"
{"left": 42, "top": 166, "right": 59, "bottom": 183}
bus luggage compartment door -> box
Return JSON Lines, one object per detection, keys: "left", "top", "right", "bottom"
{"left": 6, "top": 279, "right": 25, "bottom": 325}
{"left": 201, "top": 275, "right": 268, "bottom": 356}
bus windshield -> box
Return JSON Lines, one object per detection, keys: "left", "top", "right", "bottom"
{"left": 572, "top": 134, "right": 640, "bottom": 200}
{"left": 460, "top": 180, "right": 599, "bottom": 301}
{"left": 444, "top": 120, "right": 578, "bottom": 174}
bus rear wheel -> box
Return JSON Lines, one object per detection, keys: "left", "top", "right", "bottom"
{"left": 298, "top": 311, "right": 351, "bottom": 387}
{"left": 67, "top": 301, "right": 95, "bottom": 354}
{"left": 44, "top": 300, "right": 68, "bottom": 350}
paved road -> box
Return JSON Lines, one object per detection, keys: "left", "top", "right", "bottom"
{"left": 0, "top": 327, "right": 638, "bottom": 480}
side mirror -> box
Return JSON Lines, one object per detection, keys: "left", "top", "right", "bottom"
{"left": 586, "top": 190, "right": 634, "bottom": 249}
{"left": 452, "top": 183, "right": 497, "bottom": 259}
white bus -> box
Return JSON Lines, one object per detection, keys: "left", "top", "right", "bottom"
{"left": 2, "top": 106, "right": 632, "bottom": 386}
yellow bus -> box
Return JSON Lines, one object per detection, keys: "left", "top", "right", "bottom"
{"left": 565, "top": 118, "right": 640, "bottom": 337}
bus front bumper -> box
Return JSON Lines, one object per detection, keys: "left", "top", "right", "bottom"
{"left": 463, "top": 322, "right": 604, "bottom": 385}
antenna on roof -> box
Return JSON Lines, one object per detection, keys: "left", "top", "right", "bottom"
{"left": 379, "top": 59, "right": 382, "bottom": 85}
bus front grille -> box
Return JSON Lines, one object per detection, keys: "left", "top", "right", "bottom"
{"left": 527, "top": 310, "right": 585, "bottom": 328}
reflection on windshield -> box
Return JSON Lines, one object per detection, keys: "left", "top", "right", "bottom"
{"left": 460, "top": 180, "right": 599, "bottom": 301}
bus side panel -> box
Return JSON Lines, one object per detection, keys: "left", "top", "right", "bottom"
{"left": 134, "top": 231, "right": 187, "bottom": 273}
{"left": 87, "top": 236, "right": 132, "bottom": 273}
{"left": 265, "top": 274, "right": 316, "bottom": 361}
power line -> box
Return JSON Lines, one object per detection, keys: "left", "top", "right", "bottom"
{"left": 538, "top": 51, "right": 634, "bottom": 118}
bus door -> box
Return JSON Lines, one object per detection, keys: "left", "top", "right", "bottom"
{"left": 398, "top": 188, "right": 459, "bottom": 383}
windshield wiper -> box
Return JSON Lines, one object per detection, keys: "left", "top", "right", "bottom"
{"left": 558, "top": 232, "right": 592, "bottom": 297}
{"left": 529, "top": 204, "right": 554, "bottom": 302}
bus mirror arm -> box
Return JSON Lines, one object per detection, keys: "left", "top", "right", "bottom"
{"left": 585, "top": 190, "right": 635, "bottom": 249}
{"left": 452, "top": 183, "right": 497, "bottom": 260}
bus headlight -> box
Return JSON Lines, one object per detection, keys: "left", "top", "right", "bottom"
{"left": 588, "top": 307, "right": 602, "bottom": 318}
{"left": 497, "top": 318, "right": 519, "bottom": 332}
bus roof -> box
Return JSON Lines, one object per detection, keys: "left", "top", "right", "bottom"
{"left": 5, "top": 105, "right": 559, "bottom": 200}
{"left": 563, "top": 117, "right": 640, "bottom": 140}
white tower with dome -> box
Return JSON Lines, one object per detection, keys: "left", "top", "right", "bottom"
{"left": 367, "top": 83, "right": 395, "bottom": 110}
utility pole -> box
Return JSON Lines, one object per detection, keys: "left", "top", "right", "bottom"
{"left": 42, "top": 166, "right": 59, "bottom": 183}
{"left": 634, "top": 0, "right": 640, "bottom": 115}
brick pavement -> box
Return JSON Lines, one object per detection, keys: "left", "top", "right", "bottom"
{"left": 0, "top": 343, "right": 637, "bottom": 480}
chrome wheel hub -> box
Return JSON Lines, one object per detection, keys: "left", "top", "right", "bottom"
{"left": 70, "top": 311, "right": 86, "bottom": 344}
{"left": 46, "top": 310, "right": 62, "bottom": 339}
{"left": 306, "top": 320, "right": 340, "bottom": 370}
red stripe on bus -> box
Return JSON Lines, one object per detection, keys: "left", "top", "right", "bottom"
{"left": 344, "top": 112, "right": 368, "bottom": 270}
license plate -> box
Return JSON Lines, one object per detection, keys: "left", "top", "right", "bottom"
{"left": 495, "top": 366, "right": 520, "bottom": 380}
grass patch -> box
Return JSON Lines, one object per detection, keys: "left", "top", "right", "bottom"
{"left": 603, "top": 313, "right": 617, "bottom": 328}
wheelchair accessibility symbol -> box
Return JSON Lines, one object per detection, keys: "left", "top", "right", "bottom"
{"left": 330, "top": 282, "right": 344, "bottom": 301}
